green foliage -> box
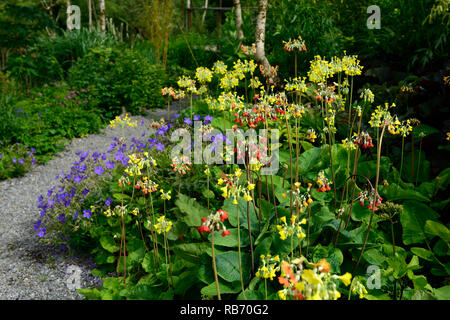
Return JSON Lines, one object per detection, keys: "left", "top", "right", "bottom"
{"left": 69, "top": 46, "right": 170, "bottom": 118}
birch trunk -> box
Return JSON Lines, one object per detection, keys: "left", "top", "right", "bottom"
{"left": 234, "top": 0, "right": 244, "bottom": 41}
{"left": 255, "top": 0, "right": 270, "bottom": 71}
{"left": 88, "top": 0, "right": 93, "bottom": 30}
{"left": 99, "top": 0, "right": 106, "bottom": 32}
{"left": 202, "top": 0, "right": 208, "bottom": 25}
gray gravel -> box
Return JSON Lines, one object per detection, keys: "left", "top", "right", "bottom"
{"left": 0, "top": 112, "right": 171, "bottom": 300}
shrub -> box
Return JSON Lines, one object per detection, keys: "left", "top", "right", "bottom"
{"left": 68, "top": 46, "right": 169, "bottom": 119}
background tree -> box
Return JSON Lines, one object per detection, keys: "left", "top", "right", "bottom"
{"left": 255, "top": 0, "right": 271, "bottom": 72}
{"left": 234, "top": 0, "right": 244, "bottom": 41}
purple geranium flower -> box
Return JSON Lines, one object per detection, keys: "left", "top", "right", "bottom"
{"left": 105, "top": 198, "right": 112, "bottom": 206}
{"left": 184, "top": 117, "right": 193, "bottom": 125}
{"left": 156, "top": 142, "right": 164, "bottom": 151}
{"left": 12, "top": 158, "right": 17, "bottom": 163}
{"left": 173, "top": 114, "right": 180, "bottom": 119}
{"left": 83, "top": 209, "right": 92, "bottom": 218}
{"left": 38, "top": 228, "right": 46, "bottom": 238}
{"left": 95, "top": 166, "right": 104, "bottom": 176}
{"left": 193, "top": 115, "right": 201, "bottom": 121}
{"left": 105, "top": 160, "right": 115, "bottom": 169}
{"left": 203, "top": 115, "right": 213, "bottom": 123}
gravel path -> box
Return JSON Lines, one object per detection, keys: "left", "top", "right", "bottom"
{"left": 0, "top": 106, "right": 183, "bottom": 299}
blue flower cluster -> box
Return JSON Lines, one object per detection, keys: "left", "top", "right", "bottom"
{"left": 35, "top": 119, "right": 174, "bottom": 240}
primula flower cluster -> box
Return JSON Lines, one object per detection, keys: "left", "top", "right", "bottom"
{"left": 134, "top": 176, "right": 158, "bottom": 194}
{"left": 241, "top": 43, "right": 256, "bottom": 56}
{"left": 291, "top": 182, "right": 313, "bottom": 213}
{"left": 256, "top": 254, "right": 280, "bottom": 280}
{"left": 170, "top": 155, "right": 191, "bottom": 175}
{"left": 198, "top": 209, "right": 231, "bottom": 237}
{"left": 109, "top": 113, "right": 138, "bottom": 129}
{"left": 315, "top": 171, "right": 332, "bottom": 192}
{"left": 154, "top": 215, "right": 172, "bottom": 234}
{"left": 277, "top": 258, "right": 352, "bottom": 300}
{"left": 358, "top": 189, "right": 383, "bottom": 211}
{"left": 276, "top": 215, "right": 306, "bottom": 240}
{"left": 283, "top": 36, "right": 307, "bottom": 52}
{"left": 217, "top": 168, "right": 254, "bottom": 203}
{"left": 353, "top": 131, "right": 374, "bottom": 149}
{"left": 305, "top": 128, "right": 317, "bottom": 143}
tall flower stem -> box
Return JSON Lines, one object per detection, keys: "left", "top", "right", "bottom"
{"left": 285, "top": 113, "right": 294, "bottom": 217}
{"left": 144, "top": 195, "right": 157, "bottom": 265}
{"left": 207, "top": 174, "right": 210, "bottom": 211}
{"left": 149, "top": 193, "right": 159, "bottom": 265}
{"left": 353, "top": 125, "right": 386, "bottom": 274}
{"left": 398, "top": 136, "right": 405, "bottom": 184}
{"left": 236, "top": 203, "right": 247, "bottom": 299}
{"left": 211, "top": 231, "right": 221, "bottom": 300}
{"left": 325, "top": 103, "right": 337, "bottom": 213}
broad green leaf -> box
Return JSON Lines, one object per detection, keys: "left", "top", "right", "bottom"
{"left": 207, "top": 229, "right": 250, "bottom": 247}
{"left": 172, "top": 243, "right": 209, "bottom": 264}
{"left": 357, "top": 156, "right": 391, "bottom": 180}
{"left": 175, "top": 193, "right": 209, "bottom": 227}
{"left": 434, "top": 285, "right": 450, "bottom": 300}
{"left": 202, "top": 189, "right": 215, "bottom": 199}
{"left": 424, "top": 220, "right": 450, "bottom": 243}
{"left": 378, "top": 184, "right": 430, "bottom": 202}
{"left": 200, "top": 280, "right": 241, "bottom": 296}
{"left": 297, "top": 146, "right": 322, "bottom": 175}
{"left": 223, "top": 197, "right": 259, "bottom": 232}
{"left": 99, "top": 236, "right": 119, "bottom": 253}
{"left": 400, "top": 201, "right": 439, "bottom": 245}
{"left": 410, "top": 290, "right": 436, "bottom": 300}
{"left": 174, "top": 270, "right": 199, "bottom": 296}
{"left": 410, "top": 247, "right": 435, "bottom": 262}
{"left": 363, "top": 248, "right": 386, "bottom": 266}
{"left": 125, "top": 239, "right": 145, "bottom": 266}
{"left": 433, "top": 239, "right": 449, "bottom": 257}
{"left": 215, "top": 251, "right": 251, "bottom": 284}
{"left": 126, "top": 284, "right": 160, "bottom": 300}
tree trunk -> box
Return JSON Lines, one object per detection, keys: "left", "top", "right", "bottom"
{"left": 255, "top": 0, "right": 270, "bottom": 71}
{"left": 99, "top": 0, "right": 106, "bottom": 32}
{"left": 88, "top": 0, "right": 93, "bottom": 30}
{"left": 202, "top": 0, "right": 208, "bottom": 25}
{"left": 234, "top": 0, "right": 244, "bottom": 41}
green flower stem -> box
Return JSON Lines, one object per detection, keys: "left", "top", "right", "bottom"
{"left": 149, "top": 193, "right": 159, "bottom": 265}
{"left": 353, "top": 125, "right": 386, "bottom": 274}
{"left": 399, "top": 136, "right": 405, "bottom": 184}
{"left": 265, "top": 278, "right": 268, "bottom": 300}
{"left": 207, "top": 175, "right": 210, "bottom": 211}
{"left": 121, "top": 215, "right": 127, "bottom": 284}
{"left": 284, "top": 114, "right": 294, "bottom": 217}
{"left": 325, "top": 103, "right": 337, "bottom": 213}
{"left": 236, "top": 203, "right": 247, "bottom": 299}
{"left": 211, "top": 231, "right": 221, "bottom": 300}
{"left": 165, "top": 233, "right": 174, "bottom": 291}
{"left": 144, "top": 195, "right": 157, "bottom": 265}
